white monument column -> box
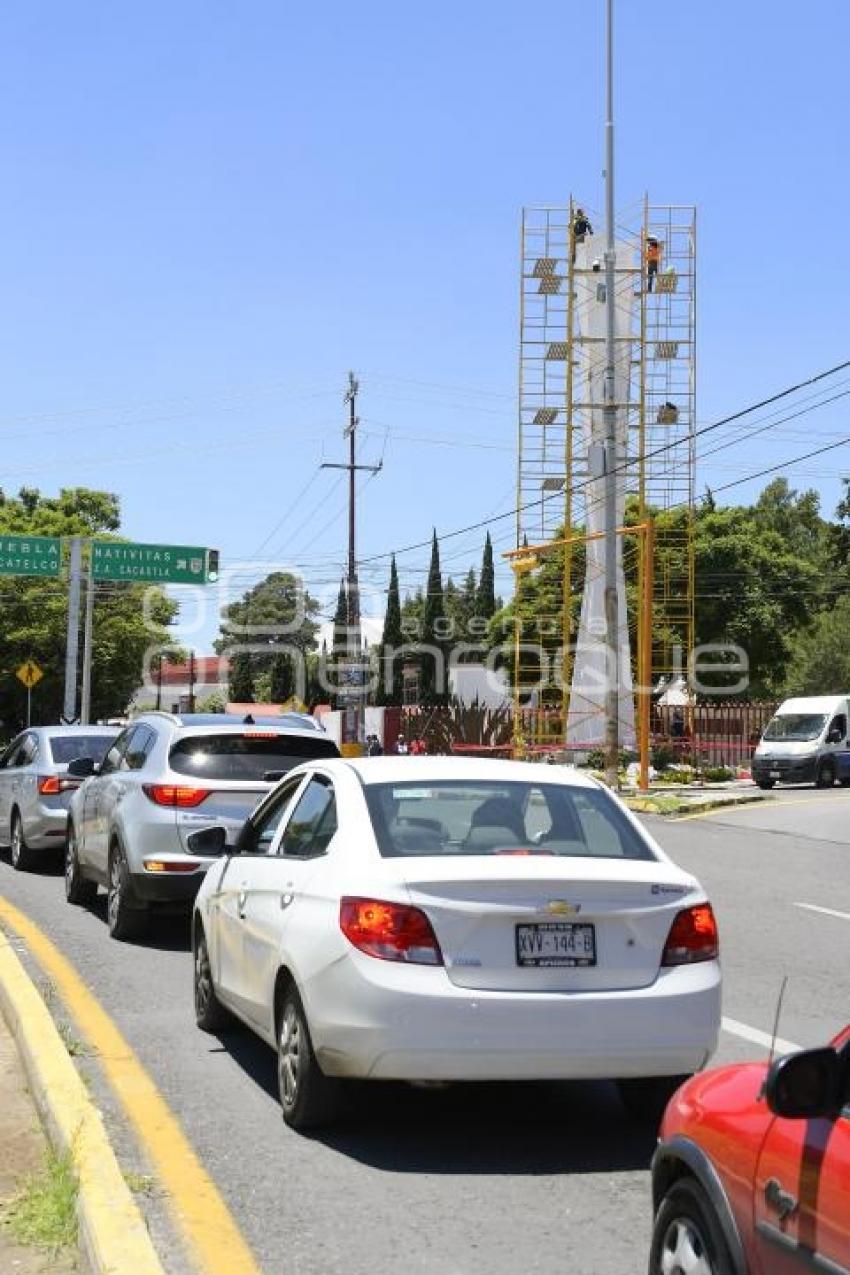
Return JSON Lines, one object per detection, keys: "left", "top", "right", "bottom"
{"left": 566, "top": 233, "right": 637, "bottom": 749}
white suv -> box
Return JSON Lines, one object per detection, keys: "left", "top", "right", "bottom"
{"left": 64, "top": 712, "right": 339, "bottom": 940}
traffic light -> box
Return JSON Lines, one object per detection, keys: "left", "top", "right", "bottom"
{"left": 206, "top": 549, "right": 220, "bottom": 582}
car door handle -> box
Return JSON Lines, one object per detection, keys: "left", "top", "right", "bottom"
{"left": 280, "top": 892, "right": 295, "bottom": 910}
{"left": 765, "top": 1178, "right": 798, "bottom": 1221}
{"left": 237, "top": 889, "right": 247, "bottom": 918}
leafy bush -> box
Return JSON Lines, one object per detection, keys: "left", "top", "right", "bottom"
{"left": 651, "top": 742, "right": 681, "bottom": 771}
{"left": 701, "top": 765, "right": 734, "bottom": 783}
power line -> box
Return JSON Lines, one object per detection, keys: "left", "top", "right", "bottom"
{"left": 359, "top": 357, "right": 850, "bottom": 564}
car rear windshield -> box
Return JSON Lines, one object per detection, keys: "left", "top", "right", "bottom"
{"left": 363, "top": 780, "right": 655, "bottom": 860}
{"left": 169, "top": 733, "right": 338, "bottom": 781}
{"left": 48, "top": 735, "right": 118, "bottom": 765}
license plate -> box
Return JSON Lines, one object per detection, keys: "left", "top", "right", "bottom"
{"left": 770, "top": 770, "right": 781, "bottom": 778}
{"left": 515, "top": 922, "right": 596, "bottom": 967}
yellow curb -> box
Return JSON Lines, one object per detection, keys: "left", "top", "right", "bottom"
{"left": 0, "top": 926, "right": 164, "bottom": 1275}
{"left": 0, "top": 897, "right": 261, "bottom": 1275}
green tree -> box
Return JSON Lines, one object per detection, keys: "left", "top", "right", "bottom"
{"left": 216, "top": 571, "right": 319, "bottom": 703}
{"left": 378, "top": 555, "right": 403, "bottom": 705}
{"left": 0, "top": 487, "right": 176, "bottom": 730}
{"left": 269, "top": 652, "right": 295, "bottom": 703}
{"left": 228, "top": 653, "right": 255, "bottom": 702}
{"left": 420, "top": 530, "right": 448, "bottom": 706}
{"left": 476, "top": 532, "right": 497, "bottom": 620}
{"left": 785, "top": 595, "right": 850, "bottom": 694}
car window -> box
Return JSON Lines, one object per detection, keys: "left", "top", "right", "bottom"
{"left": 100, "top": 730, "right": 132, "bottom": 775}
{"left": 278, "top": 777, "right": 337, "bottom": 859}
{"left": 244, "top": 777, "right": 306, "bottom": 855}
{"left": 123, "top": 725, "right": 156, "bottom": 771}
{"left": 0, "top": 737, "right": 22, "bottom": 768}
{"left": 48, "top": 735, "right": 118, "bottom": 765}
{"left": 363, "top": 780, "right": 654, "bottom": 859}
{"left": 829, "top": 714, "right": 847, "bottom": 739}
{"left": 169, "top": 733, "right": 339, "bottom": 781}
{"left": 15, "top": 735, "right": 38, "bottom": 767}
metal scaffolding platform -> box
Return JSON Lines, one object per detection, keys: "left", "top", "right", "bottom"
{"left": 514, "top": 198, "right": 696, "bottom": 746}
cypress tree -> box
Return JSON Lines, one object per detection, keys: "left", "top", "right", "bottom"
{"left": 476, "top": 531, "right": 496, "bottom": 620}
{"left": 228, "top": 652, "right": 255, "bottom": 703}
{"left": 420, "top": 530, "right": 448, "bottom": 705}
{"left": 269, "top": 652, "right": 294, "bottom": 704}
{"left": 379, "top": 555, "right": 403, "bottom": 705}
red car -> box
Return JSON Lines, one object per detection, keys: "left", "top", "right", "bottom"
{"left": 649, "top": 1026, "right": 850, "bottom": 1274}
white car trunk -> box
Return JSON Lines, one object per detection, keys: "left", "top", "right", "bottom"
{"left": 396, "top": 857, "right": 697, "bottom": 993}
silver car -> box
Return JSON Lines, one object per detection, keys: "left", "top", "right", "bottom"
{"left": 64, "top": 712, "right": 340, "bottom": 941}
{"left": 0, "top": 726, "right": 120, "bottom": 871}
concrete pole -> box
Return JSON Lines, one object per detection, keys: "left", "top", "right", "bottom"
{"left": 80, "top": 554, "right": 95, "bottom": 724}
{"left": 602, "top": 0, "right": 620, "bottom": 787}
{"left": 63, "top": 537, "right": 83, "bottom": 724}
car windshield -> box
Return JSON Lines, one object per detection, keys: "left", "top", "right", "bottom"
{"left": 363, "top": 780, "right": 655, "bottom": 860}
{"left": 48, "top": 735, "right": 118, "bottom": 764}
{"left": 763, "top": 713, "right": 827, "bottom": 743}
{"left": 169, "top": 733, "right": 338, "bottom": 781}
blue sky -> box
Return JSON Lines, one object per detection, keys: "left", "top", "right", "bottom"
{"left": 1, "top": 1, "right": 848, "bottom": 647}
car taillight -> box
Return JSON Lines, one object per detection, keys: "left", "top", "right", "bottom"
{"left": 662, "top": 904, "right": 719, "bottom": 965}
{"left": 142, "top": 784, "right": 210, "bottom": 808}
{"left": 339, "top": 896, "right": 443, "bottom": 966}
{"left": 38, "top": 775, "right": 79, "bottom": 794}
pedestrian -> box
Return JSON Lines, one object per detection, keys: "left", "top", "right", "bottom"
{"left": 571, "top": 207, "right": 593, "bottom": 264}
{"left": 410, "top": 737, "right": 427, "bottom": 756}
{"left": 645, "top": 236, "right": 662, "bottom": 293}
{"left": 395, "top": 735, "right": 409, "bottom": 756}
{"left": 366, "top": 734, "right": 383, "bottom": 757}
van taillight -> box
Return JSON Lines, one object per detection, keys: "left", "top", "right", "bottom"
{"left": 339, "top": 897, "right": 443, "bottom": 966}
{"left": 662, "top": 904, "right": 719, "bottom": 965}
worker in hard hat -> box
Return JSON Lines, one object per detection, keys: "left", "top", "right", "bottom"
{"left": 645, "top": 236, "right": 662, "bottom": 293}
{"left": 571, "top": 208, "right": 593, "bottom": 264}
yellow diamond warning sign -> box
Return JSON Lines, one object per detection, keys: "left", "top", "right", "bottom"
{"left": 16, "top": 660, "right": 44, "bottom": 689}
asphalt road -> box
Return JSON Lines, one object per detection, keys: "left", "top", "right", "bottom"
{"left": 0, "top": 786, "right": 848, "bottom": 1275}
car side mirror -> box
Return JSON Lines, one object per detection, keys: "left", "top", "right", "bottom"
{"left": 827, "top": 729, "right": 842, "bottom": 744}
{"left": 185, "top": 826, "right": 229, "bottom": 856}
{"left": 765, "top": 1047, "right": 845, "bottom": 1120}
{"left": 67, "top": 756, "right": 97, "bottom": 778}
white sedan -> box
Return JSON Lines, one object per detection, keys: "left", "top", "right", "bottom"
{"left": 192, "top": 757, "right": 721, "bottom": 1130}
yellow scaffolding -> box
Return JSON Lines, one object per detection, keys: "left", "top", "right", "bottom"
{"left": 516, "top": 199, "right": 696, "bottom": 751}
{"left": 505, "top": 521, "right": 654, "bottom": 788}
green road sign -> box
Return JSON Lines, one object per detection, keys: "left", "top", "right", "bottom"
{"left": 0, "top": 535, "right": 61, "bottom": 577}
{"left": 91, "top": 542, "right": 211, "bottom": 584}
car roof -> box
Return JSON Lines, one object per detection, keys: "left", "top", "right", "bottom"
{"left": 132, "top": 712, "right": 335, "bottom": 744}
{"left": 311, "top": 756, "right": 601, "bottom": 788}
{"left": 34, "top": 725, "right": 120, "bottom": 737}
{"left": 136, "top": 712, "right": 324, "bottom": 731}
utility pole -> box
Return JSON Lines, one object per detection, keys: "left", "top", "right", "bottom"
{"left": 80, "top": 554, "right": 95, "bottom": 725}
{"left": 63, "top": 537, "right": 83, "bottom": 724}
{"left": 602, "top": 0, "right": 620, "bottom": 787}
{"left": 321, "top": 372, "right": 382, "bottom": 748}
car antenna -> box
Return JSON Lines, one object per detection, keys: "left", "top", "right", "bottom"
{"left": 759, "top": 975, "right": 790, "bottom": 1100}
{"left": 243, "top": 714, "right": 255, "bottom": 724}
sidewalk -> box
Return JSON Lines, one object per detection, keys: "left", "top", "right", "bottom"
{"left": 0, "top": 1012, "right": 81, "bottom": 1274}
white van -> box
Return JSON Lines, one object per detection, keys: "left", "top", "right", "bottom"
{"left": 752, "top": 695, "right": 850, "bottom": 789}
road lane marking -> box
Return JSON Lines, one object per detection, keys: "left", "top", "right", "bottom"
{"left": 721, "top": 1015, "right": 801, "bottom": 1055}
{"left": 0, "top": 896, "right": 260, "bottom": 1275}
{"left": 795, "top": 902, "right": 850, "bottom": 922}
{"left": 671, "top": 793, "right": 850, "bottom": 822}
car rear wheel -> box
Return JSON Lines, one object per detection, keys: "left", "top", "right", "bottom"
{"left": 65, "top": 826, "right": 97, "bottom": 906}
{"left": 194, "top": 929, "right": 234, "bottom": 1033}
{"left": 107, "top": 845, "right": 149, "bottom": 941}
{"left": 618, "top": 1075, "right": 690, "bottom": 1125}
{"left": 816, "top": 759, "right": 836, "bottom": 788}
{"left": 650, "top": 1178, "right": 735, "bottom": 1275}
{"left": 755, "top": 779, "right": 774, "bottom": 790}
{"left": 10, "top": 812, "right": 37, "bottom": 872}
{"left": 277, "top": 989, "right": 339, "bottom": 1131}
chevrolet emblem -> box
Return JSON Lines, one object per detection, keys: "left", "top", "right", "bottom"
{"left": 545, "top": 899, "right": 580, "bottom": 915}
